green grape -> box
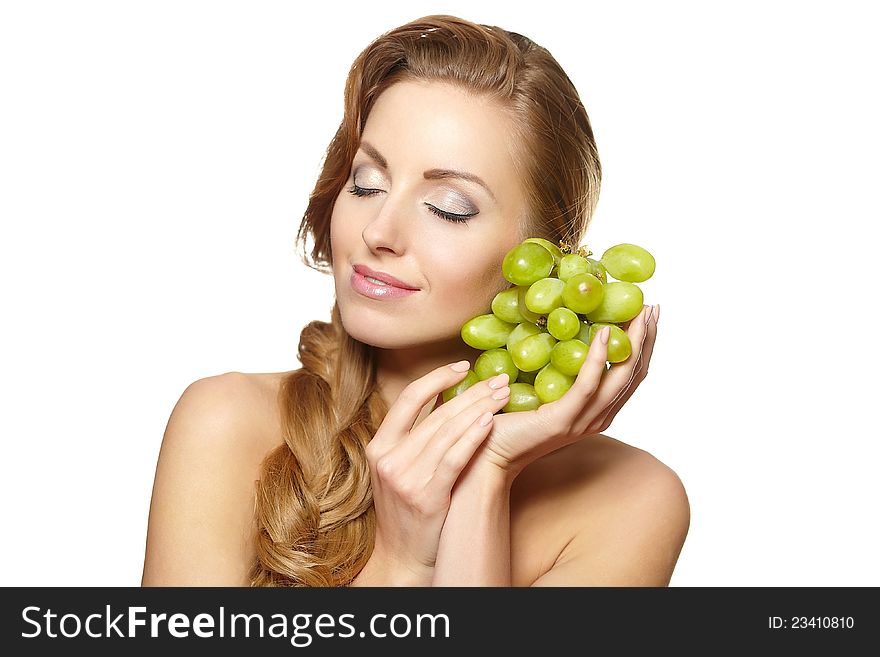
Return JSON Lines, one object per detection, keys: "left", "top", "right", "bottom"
{"left": 561, "top": 273, "right": 604, "bottom": 314}
{"left": 502, "top": 242, "right": 554, "bottom": 286}
{"left": 557, "top": 253, "right": 590, "bottom": 282}
{"left": 516, "top": 366, "right": 539, "bottom": 385}
{"left": 491, "top": 287, "right": 524, "bottom": 324}
{"left": 523, "top": 237, "right": 562, "bottom": 264}
{"left": 525, "top": 277, "right": 565, "bottom": 314}
{"left": 588, "top": 323, "right": 633, "bottom": 363}
{"left": 460, "top": 314, "right": 516, "bottom": 350}
{"left": 501, "top": 382, "right": 541, "bottom": 413}
{"left": 586, "top": 257, "right": 608, "bottom": 284}
{"left": 442, "top": 369, "right": 479, "bottom": 402}
{"left": 550, "top": 338, "right": 589, "bottom": 376}
{"left": 515, "top": 286, "right": 544, "bottom": 324}
{"left": 509, "top": 332, "right": 557, "bottom": 372}
{"left": 600, "top": 243, "right": 655, "bottom": 283}
{"left": 584, "top": 282, "right": 643, "bottom": 323}
{"left": 534, "top": 363, "right": 576, "bottom": 403}
{"left": 547, "top": 307, "right": 580, "bottom": 341}
{"left": 456, "top": 237, "right": 655, "bottom": 410}
{"left": 506, "top": 321, "right": 543, "bottom": 351}
{"left": 577, "top": 320, "right": 592, "bottom": 345}
{"left": 475, "top": 348, "right": 520, "bottom": 383}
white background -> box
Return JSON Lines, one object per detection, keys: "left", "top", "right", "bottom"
{"left": 1, "top": 1, "right": 877, "bottom": 586}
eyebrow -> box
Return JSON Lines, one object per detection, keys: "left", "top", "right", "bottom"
{"left": 358, "top": 140, "right": 497, "bottom": 203}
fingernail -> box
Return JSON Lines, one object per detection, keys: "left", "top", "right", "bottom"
{"left": 450, "top": 360, "right": 470, "bottom": 372}
{"left": 488, "top": 372, "right": 509, "bottom": 389}
{"left": 600, "top": 326, "right": 610, "bottom": 344}
{"left": 492, "top": 386, "right": 511, "bottom": 400}
{"left": 655, "top": 304, "right": 660, "bottom": 323}
{"left": 479, "top": 411, "right": 494, "bottom": 426}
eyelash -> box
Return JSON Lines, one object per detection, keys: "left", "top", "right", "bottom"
{"left": 346, "top": 183, "right": 475, "bottom": 224}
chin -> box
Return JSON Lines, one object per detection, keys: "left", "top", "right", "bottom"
{"left": 338, "top": 303, "right": 455, "bottom": 350}
{"left": 344, "top": 325, "right": 421, "bottom": 350}
{"left": 336, "top": 300, "right": 403, "bottom": 348}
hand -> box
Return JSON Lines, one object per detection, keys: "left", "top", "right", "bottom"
{"left": 363, "top": 361, "right": 512, "bottom": 584}
{"left": 476, "top": 303, "right": 659, "bottom": 475}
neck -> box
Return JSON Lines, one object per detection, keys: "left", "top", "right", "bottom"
{"left": 374, "top": 339, "right": 484, "bottom": 416}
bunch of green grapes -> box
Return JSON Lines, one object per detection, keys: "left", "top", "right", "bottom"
{"left": 444, "top": 238, "right": 656, "bottom": 412}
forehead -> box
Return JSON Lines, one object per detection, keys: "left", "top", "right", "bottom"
{"left": 360, "top": 80, "right": 523, "bottom": 203}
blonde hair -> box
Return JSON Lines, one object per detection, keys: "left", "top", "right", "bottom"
{"left": 249, "top": 14, "right": 602, "bottom": 586}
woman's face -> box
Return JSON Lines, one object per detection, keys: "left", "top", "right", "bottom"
{"left": 330, "top": 79, "right": 529, "bottom": 350}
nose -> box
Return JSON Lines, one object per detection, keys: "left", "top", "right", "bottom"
{"left": 361, "top": 196, "right": 409, "bottom": 256}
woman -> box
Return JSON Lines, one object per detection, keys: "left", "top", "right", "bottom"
{"left": 142, "top": 14, "right": 689, "bottom": 587}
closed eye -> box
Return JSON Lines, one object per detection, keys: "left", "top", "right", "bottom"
{"left": 346, "top": 183, "right": 476, "bottom": 225}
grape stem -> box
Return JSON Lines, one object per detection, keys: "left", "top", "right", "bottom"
{"left": 577, "top": 245, "right": 593, "bottom": 258}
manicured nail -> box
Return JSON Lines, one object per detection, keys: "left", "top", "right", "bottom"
{"left": 451, "top": 360, "right": 470, "bottom": 372}
{"left": 479, "top": 411, "right": 494, "bottom": 426}
{"left": 491, "top": 386, "right": 510, "bottom": 400}
{"left": 488, "top": 372, "right": 509, "bottom": 389}
{"left": 600, "top": 326, "right": 610, "bottom": 344}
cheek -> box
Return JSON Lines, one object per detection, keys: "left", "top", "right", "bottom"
{"left": 329, "top": 202, "right": 346, "bottom": 243}
{"left": 434, "top": 259, "right": 508, "bottom": 313}
{"left": 328, "top": 225, "right": 340, "bottom": 276}
{"left": 329, "top": 204, "right": 356, "bottom": 268}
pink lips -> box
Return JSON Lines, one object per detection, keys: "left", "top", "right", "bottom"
{"left": 350, "top": 265, "right": 420, "bottom": 300}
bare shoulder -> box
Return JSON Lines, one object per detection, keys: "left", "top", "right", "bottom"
{"left": 158, "top": 370, "right": 289, "bottom": 466}
{"left": 141, "top": 370, "right": 294, "bottom": 586}
{"left": 510, "top": 434, "right": 690, "bottom": 586}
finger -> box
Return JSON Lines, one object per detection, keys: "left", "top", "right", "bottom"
{"left": 399, "top": 373, "right": 509, "bottom": 462}
{"left": 579, "top": 305, "right": 652, "bottom": 424}
{"left": 411, "top": 385, "right": 510, "bottom": 475}
{"left": 416, "top": 371, "right": 508, "bottom": 436}
{"left": 424, "top": 410, "right": 496, "bottom": 499}
{"left": 537, "top": 319, "right": 610, "bottom": 430}
{"left": 593, "top": 305, "right": 658, "bottom": 429}
{"left": 376, "top": 361, "right": 474, "bottom": 447}
{"left": 607, "top": 304, "right": 652, "bottom": 382}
